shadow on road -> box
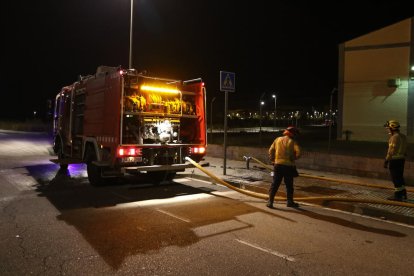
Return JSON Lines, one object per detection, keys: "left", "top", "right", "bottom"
{"left": 22, "top": 163, "right": 267, "bottom": 269}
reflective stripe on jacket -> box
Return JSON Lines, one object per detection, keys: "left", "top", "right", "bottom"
{"left": 386, "top": 132, "right": 407, "bottom": 160}
{"left": 268, "top": 135, "right": 301, "bottom": 166}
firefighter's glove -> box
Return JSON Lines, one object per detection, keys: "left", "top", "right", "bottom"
{"left": 383, "top": 160, "right": 389, "bottom": 169}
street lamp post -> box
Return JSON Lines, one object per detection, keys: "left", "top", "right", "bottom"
{"left": 259, "top": 101, "right": 265, "bottom": 132}
{"left": 210, "top": 97, "right": 216, "bottom": 143}
{"left": 272, "top": 94, "right": 277, "bottom": 130}
{"left": 258, "top": 92, "right": 266, "bottom": 144}
{"left": 259, "top": 100, "right": 264, "bottom": 143}
{"left": 129, "top": 0, "right": 134, "bottom": 69}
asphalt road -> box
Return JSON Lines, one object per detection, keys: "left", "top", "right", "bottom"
{"left": 1, "top": 130, "right": 414, "bottom": 275}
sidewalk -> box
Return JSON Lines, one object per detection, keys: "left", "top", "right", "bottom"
{"left": 181, "top": 156, "right": 414, "bottom": 226}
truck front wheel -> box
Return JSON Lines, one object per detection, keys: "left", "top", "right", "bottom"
{"left": 53, "top": 138, "right": 68, "bottom": 170}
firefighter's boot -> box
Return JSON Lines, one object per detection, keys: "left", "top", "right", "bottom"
{"left": 402, "top": 189, "right": 408, "bottom": 199}
{"left": 387, "top": 190, "right": 407, "bottom": 201}
{"left": 286, "top": 187, "right": 299, "bottom": 207}
{"left": 286, "top": 195, "right": 299, "bottom": 208}
{"left": 398, "top": 189, "right": 408, "bottom": 200}
{"left": 266, "top": 196, "right": 274, "bottom": 209}
{"left": 267, "top": 185, "right": 279, "bottom": 209}
{"left": 287, "top": 201, "right": 299, "bottom": 208}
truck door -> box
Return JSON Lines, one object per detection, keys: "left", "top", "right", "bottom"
{"left": 54, "top": 90, "right": 72, "bottom": 153}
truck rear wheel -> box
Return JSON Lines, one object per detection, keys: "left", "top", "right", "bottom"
{"left": 86, "top": 148, "right": 105, "bottom": 186}
{"left": 87, "top": 163, "right": 105, "bottom": 186}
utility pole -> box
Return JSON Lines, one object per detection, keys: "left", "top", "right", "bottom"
{"left": 272, "top": 94, "right": 277, "bottom": 130}
{"left": 129, "top": 0, "right": 134, "bottom": 69}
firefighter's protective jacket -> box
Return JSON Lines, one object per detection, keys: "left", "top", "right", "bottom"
{"left": 386, "top": 132, "right": 407, "bottom": 160}
{"left": 269, "top": 135, "right": 301, "bottom": 166}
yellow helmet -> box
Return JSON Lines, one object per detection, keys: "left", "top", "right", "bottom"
{"left": 384, "top": 120, "right": 400, "bottom": 130}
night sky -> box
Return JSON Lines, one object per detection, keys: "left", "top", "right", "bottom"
{"left": 2, "top": 0, "right": 413, "bottom": 120}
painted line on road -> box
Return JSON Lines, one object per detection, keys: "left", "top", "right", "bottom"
{"left": 180, "top": 177, "right": 226, "bottom": 187}
{"left": 156, "top": 208, "right": 191, "bottom": 223}
{"left": 116, "top": 193, "right": 214, "bottom": 209}
{"left": 235, "top": 239, "right": 295, "bottom": 262}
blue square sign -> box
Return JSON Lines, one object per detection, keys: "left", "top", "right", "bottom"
{"left": 220, "top": 71, "right": 235, "bottom": 92}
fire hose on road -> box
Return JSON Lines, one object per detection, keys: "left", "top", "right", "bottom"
{"left": 185, "top": 157, "right": 414, "bottom": 208}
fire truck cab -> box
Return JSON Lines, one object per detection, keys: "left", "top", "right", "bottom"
{"left": 52, "top": 66, "right": 207, "bottom": 185}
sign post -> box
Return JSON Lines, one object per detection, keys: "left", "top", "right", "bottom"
{"left": 220, "top": 71, "right": 235, "bottom": 175}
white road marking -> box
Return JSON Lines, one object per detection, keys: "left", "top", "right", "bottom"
{"left": 193, "top": 220, "right": 250, "bottom": 238}
{"left": 116, "top": 193, "right": 213, "bottom": 209}
{"left": 235, "top": 239, "right": 295, "bottom": 262}
{"left": 156, "top": 208, "right": 190, "bottom": 223}
{"left": 179, "top": 177, "right": 226, "bottom": 187}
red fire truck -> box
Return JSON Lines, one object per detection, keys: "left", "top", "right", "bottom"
{"left": 52, "top": 66, "right": 207, "bottom": 185}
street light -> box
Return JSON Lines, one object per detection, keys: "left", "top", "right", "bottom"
{"left": 272, "top": 94, "right": 277, "bottom": 130}
{"left": 129, "top": 0, "right": 134, "bottom": 69}
{"left": 210, "top": 97, "right": 216, "bottom": 143}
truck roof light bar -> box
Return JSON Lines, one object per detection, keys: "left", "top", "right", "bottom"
{"left": 140, "top": 85, "right": 180, "bottom": 94}
{"left": 183, "top": 78, "right": 203, "bottom": 85}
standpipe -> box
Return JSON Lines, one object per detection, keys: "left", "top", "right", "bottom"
{"left": 185, "top": 157, "right": 414, "bottom": 208}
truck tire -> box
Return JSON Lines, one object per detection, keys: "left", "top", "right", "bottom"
{"left": 86, "top": 148, "right": 105, "bottom": 186}
{"left": 53, "top": 138, "right": 68, "bottom": 170}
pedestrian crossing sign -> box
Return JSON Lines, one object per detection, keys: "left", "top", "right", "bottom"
{"left": 220, "top": 71, "right": 235, "bottom": 92}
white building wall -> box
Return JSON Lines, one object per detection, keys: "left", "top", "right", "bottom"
{"left": 341, "top": 18, "right": 412, "bottom": 142}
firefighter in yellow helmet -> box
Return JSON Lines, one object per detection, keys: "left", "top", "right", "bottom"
{"left": 267, "top": 126, "right": 301, "bottom": 208}
{"left": 383, "top": 120, "right": 408, "bottom": 201}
